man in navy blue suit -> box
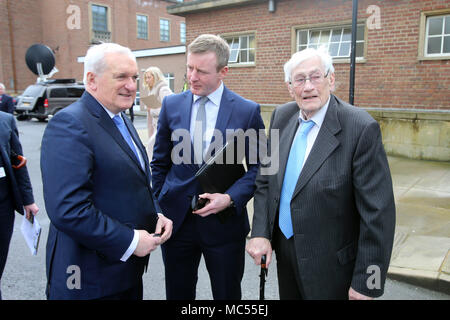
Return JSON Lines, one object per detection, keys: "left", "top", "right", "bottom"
{"left": 0, "top": 84, "right": 15, "bottom": 114}
{"left": 151, "top": 34, "right": 265, "bottom": 300}
{"left": 0, "top": 111, "right": 39, "bottom": 299}
{"left": 40, "top": 43, "right": 172, "bottom": 300}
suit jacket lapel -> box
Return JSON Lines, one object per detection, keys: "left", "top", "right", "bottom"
{"left": 83, "top": 92, "right": 145, "bottom": 174}
{"left": 291, "top": 95, "right": 341, "bottom": 199}
{"left": 277, "top": 106, "right": 301, "bottom": 190}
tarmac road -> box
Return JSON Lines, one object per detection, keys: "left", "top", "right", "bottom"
{"left": 1, "top": 116, "right": 448, "bottom": 300}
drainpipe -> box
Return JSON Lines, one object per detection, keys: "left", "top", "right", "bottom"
{"left": 6, "top": 0, "right": 17, "bottom": 93}
{"left": 268, "top": 0, "right": 276, "bottom": 13}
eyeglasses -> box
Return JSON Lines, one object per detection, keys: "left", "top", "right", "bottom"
{"left": 290, "top": 70, "right": 329, "bottom": 88}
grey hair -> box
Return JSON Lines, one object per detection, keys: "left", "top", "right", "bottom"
{"left": 83, "top": 42, "right": 136, "bottom": 84}
{"left": 188, "top": 34, "right": 230, "bottom": 71}
{"left": 283, "top": 47, "right": 335, "bottom": 83}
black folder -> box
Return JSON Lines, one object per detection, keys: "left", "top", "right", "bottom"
{"left": 194, "top": 140, "right": 246, "bottom": 223}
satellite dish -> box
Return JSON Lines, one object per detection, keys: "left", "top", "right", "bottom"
{"left": 25, "top": 44, "right": 55, "bottom": 76}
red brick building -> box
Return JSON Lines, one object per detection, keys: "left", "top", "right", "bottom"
{"left": 1, "top": 0, "right": 186, "bottom": 93}
{"left": 168, "top": 0, "right": 450, "bottom": 160}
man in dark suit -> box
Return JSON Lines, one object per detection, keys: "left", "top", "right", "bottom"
{"left": 0, "top": 83, "right": 15, "bottom": 114}
{"left": 247, "top": 48, "right": 396, "bottom": 300}
{"left": 40, "top": 43, "right": 172, "bottom": 300}
{"left": 0, "top": 111, "right": 39, "bottom": 299}
{"left": 151, "top": 34, "right": 265, "bottom": 300}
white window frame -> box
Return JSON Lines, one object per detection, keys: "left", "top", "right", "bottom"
{"left": 296, "top": 24, "right": 365, "bottom": 60}
{"left": 223, "top": 33, "right": 256, "bottom": 66}
{"left": 160, "top": 18, "right": 170, "bottom": 42}
{"left": 164, "top": 73, "right": 174, "bottom": 92}
{"left": 180, "top": 22, "right": 186, "bottom": 44}
{"left": 137, "top": 14, "right": 148, "bottom": 40}
{"left": 424, "top": 14, "right": 450, "bottom": 57}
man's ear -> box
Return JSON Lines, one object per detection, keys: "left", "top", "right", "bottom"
{"left": 286, "top": 82, "right": 295, "bottom": 99}
{"left": 85, "top": 72, "right": 97, "bottom": 91}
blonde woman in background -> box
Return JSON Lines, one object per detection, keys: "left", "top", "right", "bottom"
{"left": 142, "top": 66, "right": 173, "bottom": 160}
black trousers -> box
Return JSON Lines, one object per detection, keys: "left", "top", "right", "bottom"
{"left": 161, "top": 212, "right": 245, "bottom": 300}
{"left": 0, "top": 207, "right": 15, "bottom": 300}
{"left": 272, "top": 223, "right": 306, "bottom": 300}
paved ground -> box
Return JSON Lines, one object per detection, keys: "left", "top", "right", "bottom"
{"left": 1, "top": 116, "right": 448, "bottom": 300}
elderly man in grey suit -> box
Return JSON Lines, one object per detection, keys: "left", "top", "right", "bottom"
{"left": 246, "top": 48, "right": 395, "bottom": 300}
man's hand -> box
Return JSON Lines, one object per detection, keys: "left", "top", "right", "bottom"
{"left": 133, "top": 230, "right": 161, "bottom": 257}
{"left": 192, "top": 193, "right": 231, "bottom": 217}
{"left": 24, "top": 203, "right": 39, "bottom": 222}
{"left": 348, "top": 287, "right": 373, "bottom": 300}
{"left": 246, "top": 237, "right": 273, "bottom": 267}
{"left": 155, "top": 213, "right": 173, "bottom": 243}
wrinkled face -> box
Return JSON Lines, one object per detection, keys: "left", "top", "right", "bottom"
{"left": 187, "top": 51, "right": 228, "bottom": 97}
{"left": 288, "top": 56, "right": 335, "bottom": 118}
{"left": 86, "top": 52, "right": 138, "bottom": 114}
{"left": 0, "top": 87, "right": 4, "bottom": 95}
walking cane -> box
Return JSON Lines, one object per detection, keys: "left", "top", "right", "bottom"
{"left": 259, "top": 254, "right": 268, "bottom": 300}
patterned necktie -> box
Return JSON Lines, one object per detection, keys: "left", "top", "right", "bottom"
{"left": 279, "top": 120, "right": 315, "bottom": 239}
{"left": 193, "top": 96, "right": 208, "bottom": 165}
{"left": 113, "top": 114, "right": 140, "bottom": 165}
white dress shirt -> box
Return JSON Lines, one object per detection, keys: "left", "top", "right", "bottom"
{"left": 295, "top": 96, "right": 330, "bottom": 171}
{"left": 189, "top": 82, "right": 224, "bottom": 157}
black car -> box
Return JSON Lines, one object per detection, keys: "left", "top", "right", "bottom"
{"left": 16, "top": 79, "right": 84, "bottom": 121}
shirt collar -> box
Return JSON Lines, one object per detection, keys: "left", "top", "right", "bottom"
{"left": 298, "top": 96, "right": 330, "bottom": 128}
{"left": 193, "top": 81, "right": 224, "bottom": 107}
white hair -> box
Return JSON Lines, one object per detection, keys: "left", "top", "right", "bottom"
{"left": 83, "top": 43, "right": 136, "bottom": 84}
{"left": 283, "top": 47, "right": 335, "bottom": 83}
{"left": 0, "top": 83, "right": 5, "bottom": 90}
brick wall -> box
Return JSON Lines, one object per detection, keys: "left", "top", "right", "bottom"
{"left": 184, "top": 0, "right": 450, "bottom": 110}
{"left": 0, "top": 0, "right": 185, "bottom": 92}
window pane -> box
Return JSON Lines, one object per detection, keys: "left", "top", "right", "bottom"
{"left": 229, "top": 50, "right": 239, "bottom": 63}
{"left": 160, "top": 19, "right": 170, "bottom": 41}
{"left": 342, "top": 28, "right": 351, "bottom": 42}
{"left": 428, "top": 17, "right": 443, "bottom": 36}
{"left": 444, "top": 36, "right": 450, "bottom": 53}
{"left": 356, "top": 42, "right": 364, "bottom": 57}
{"left": 356, "top": 25, "right": 364, "bottom": 41}
{"left": 445, "top": 16, "right": 450, "bottom": 34}
{"left": 240, "top": 50, "right": 248, "bottom": 63}
{"left": 241, "top": 36, "right": 248, "bottom": 49}
{"left": 298, "top": 44, "right": 307, "bottom": 51}
{"left": 427, "top": 37, "right": 442, "bottom": 54}
{"left": 339, "top": 42, "right": 350, "bottom": 56}
{"left": 92, "top": 5, "right": 107, "bottom": 31}
{"left": 310, "top": 31, "right": 320, "bottom": 44}
{"left": 330, "top": 29, "right": 341, "bottom": 42}
{"left": 249, "top": 49, "right": 255, "bottom": 62}
{"left": 319, "top": 30, "right": 330, "bottom": 44}
{"left": 249, "top": 36, "right": 256, "bottom": 48}
{"left": 329, "top": 43, "right": 339, "bottom": 56}
{"left": 298, "top": 30, "right": 308, "bottom": 45}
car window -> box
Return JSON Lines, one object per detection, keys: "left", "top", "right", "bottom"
{"left": 22, "top": 85, "right": 45, "bottom": 97}
{"left": 49, "top": 88, "right": 67, "bottom": 98}
{"left": 67, "top": 87, "right": 85, "bottom": 98}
